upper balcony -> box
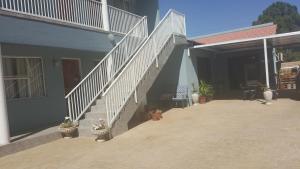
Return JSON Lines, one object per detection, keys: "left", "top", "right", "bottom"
{"left": 0, "top": 0, "right": 143, "bottom": 35}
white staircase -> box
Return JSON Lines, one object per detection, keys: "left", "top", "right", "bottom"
{"left": 66, "top": 10, "right": 186, "bottom": 138}
{"left": 65, "top": 16, "right": 148, "bottom": 136}
{"left": 103, "top": 10, "right": 186, "bottom": 136}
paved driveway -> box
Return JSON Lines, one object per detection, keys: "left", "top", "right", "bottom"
{"left": 1, "top": 99, "right": 300, "bottom": 169}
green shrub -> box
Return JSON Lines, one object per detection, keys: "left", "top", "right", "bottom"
{"left": 199, "top": 80, "right": 214, "bottom": 97}
{"left": 60, "top": 117, "right": 74, "bottom": 128}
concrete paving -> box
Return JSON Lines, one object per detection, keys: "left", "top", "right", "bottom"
{"left": 0, "top": 99, "right": 300, "bottom": 169}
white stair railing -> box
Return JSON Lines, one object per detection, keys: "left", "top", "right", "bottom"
{"left": 0, "top": 0, "right": 142, "bottom": 34}
{"left": 103, "top": 10, "right": 186, "bottom": 127}
{"left": 65, "top": 17, "right": 148, "bottom": 121}
{"left": 108, "top": 5, "right": 142, "bottom": 34}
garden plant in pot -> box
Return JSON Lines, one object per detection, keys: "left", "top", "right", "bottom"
{"left": 58, "top": 117, "right": 78, "bottom": 138}
{"left": 191, "top": 83, "right": 199, "bottom": 105}
{"left": 91, "top": 119, "right": 109, "bottom": 142}
{"left": 199, "top": 80, "right": 214, "bottom": 104}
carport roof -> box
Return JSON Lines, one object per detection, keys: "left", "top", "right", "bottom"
{"left": 191, "top": 31, "right": 300, "bottom": 53}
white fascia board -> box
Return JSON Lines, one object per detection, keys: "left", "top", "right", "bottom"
{"left": 191, "top": 31, "right": 300, "bottom": 49}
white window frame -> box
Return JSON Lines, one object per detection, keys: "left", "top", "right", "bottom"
{"left": 3, "top": 56, "right": 47, "bottom": 100}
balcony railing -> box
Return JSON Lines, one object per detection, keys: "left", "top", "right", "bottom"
{"left": 0, "top": 0, "right": 142, "bottom": 34}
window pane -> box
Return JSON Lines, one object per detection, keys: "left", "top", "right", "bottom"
{"left": 4, "top": 79, "right": 29, "bottom": 99}
{"left": 27, "top": 58, "right": 45, "bottom": 97}
{"left": 3, "top": 57, "right": 45, "bottom": 99}
{"left": 3, "top": 58, "right": 27, "bottom": 77}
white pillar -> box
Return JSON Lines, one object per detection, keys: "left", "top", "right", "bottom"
{"left": 272, "top": 48, "right": 278, "bottom": 86}
{"left": 0, "top": 44, "right": 10, "bottom": 145}
{"left": 263, "top": 39, "right": 270, "bottom": 89}
{"left": 102, "top": 0, "right": 110, "bottom": 31}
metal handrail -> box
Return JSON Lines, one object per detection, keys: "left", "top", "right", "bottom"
{"left": 65, "top": 16, "right": 148, "bottom": 121}
{"left": 103, "top": 9, "right": 186, "bottom": 127}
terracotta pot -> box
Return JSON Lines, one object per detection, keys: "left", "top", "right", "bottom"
{"left": 58, "top": 127, "right": 77, "bottom": 138}
{"left": 91, "top": 128, "right": 109, "bottom": 141}
{"left": 192, "top": 93, "right": 199, "bottom": 105}
{"left": 199, "top": 96, "right": 206, "bottom": 104}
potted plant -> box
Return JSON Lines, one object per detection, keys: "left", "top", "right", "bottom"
{"left": 91, "top": 119, "right": 109, "bottom": 142}
{"left": 258, "top": 84, "right": 273, "bottom": 105}
{"left": 58, "top": 117, "right": 78, "bottom": 139}
{"left": 262, "top": 87, "right": 273, "bottom": 105}
{"left": 199, "top": 80, "right": 214, "bottom": 104}
{"left": 191, "top": 83, "right": 199, "bottom": 105}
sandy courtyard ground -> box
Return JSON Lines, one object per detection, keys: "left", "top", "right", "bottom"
{"left": 0, "top": 99, "right": 300, "bottom": 169}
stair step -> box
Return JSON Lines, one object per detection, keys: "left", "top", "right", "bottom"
{"left": 79, "top": 118, "right": 99, "bottom": 127}
{"left": 91, "top": 105, "right": 106, "bottom": 113}
{"left": 85, "top": 112, "right": 107, "bottom": 120}
{"left": 95, "top": 98, "right": 105, "bottom": 105}
{"left": 93, "top": 105, "right": 105, "bottom": 110}
{"left": 76, "top": 97, "right": 108, "bottom": 138}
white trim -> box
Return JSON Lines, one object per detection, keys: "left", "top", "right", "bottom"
{"left": 102, "top": 0, "right": 110, "bottom": 31}
{"left": 192, "top": 30, "right": 300, "bottom": 49}
{"left": 2, "top": 56, "right": 41, "bottom": 59}
{"left": 0, "top": 0, "right": 142, "bottom": 35}
{"left": 0, "top": 44, "right": 10, "bottom": 145}
{"left": 3, "top": 77, "right": 29, "bottom": 80}
{"left": 264, "top": 39, "right": 270, "bottom": 88}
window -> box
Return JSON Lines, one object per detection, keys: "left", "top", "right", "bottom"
{"left": 3, "top": 57, "right": 45, "bottom": 99}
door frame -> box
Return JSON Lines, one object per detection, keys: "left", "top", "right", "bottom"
{"left": 61, "top": 57, "right": 82, "bottom": 76}
{"left": 61, "top": 58, "right": 82, "bottom": 95}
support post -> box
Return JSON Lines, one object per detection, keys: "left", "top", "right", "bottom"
{"left": 0, "top": 44, "right": 10, "bottom": 145}
{"left": 102, "top": 0, "right": 110, "bottom": 31}
{"left": 272, "top": 48, "right": 278, "bottom": 87}
{"left": 263, "top": 39, "right": 270, "bottom": 89}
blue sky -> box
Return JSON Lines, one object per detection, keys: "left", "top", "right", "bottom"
{"left": 159, "top": 0, "right": 300, "bottom": 38}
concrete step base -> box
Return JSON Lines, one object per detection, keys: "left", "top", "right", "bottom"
{"left": 77, "top": 97, "right": 108, "bottom": 137}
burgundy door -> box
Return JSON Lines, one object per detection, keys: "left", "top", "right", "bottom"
{"left": 62, "top": 59, "right": 81, "bottom": 95}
